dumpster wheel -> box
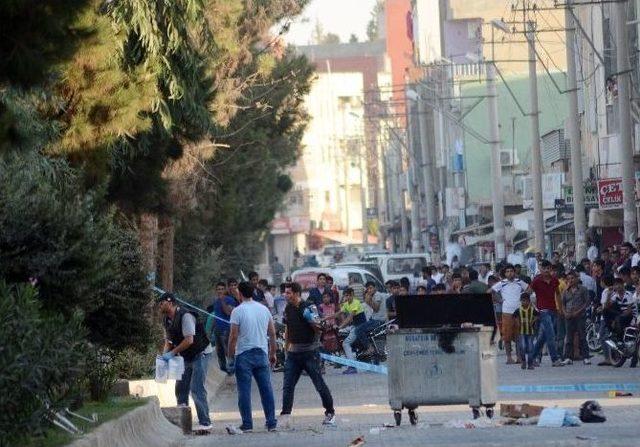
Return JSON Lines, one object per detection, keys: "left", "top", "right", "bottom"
{"left": 485, "top": 405, "right": 495, "bottom": 419}
{"left": 471, "top": 407, "right": 481, "bottom": 419}
{"left": 393, "top": 410, "right": 402, "bottom": 426}
{"left": 408, "top": 409, "right": 418, "bottom": 426}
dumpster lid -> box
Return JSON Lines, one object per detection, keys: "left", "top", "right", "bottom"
{"left": 394, "top": 294, "right": 497, "bottom": 330}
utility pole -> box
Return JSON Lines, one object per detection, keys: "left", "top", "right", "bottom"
{"left": 343, "top": 143, "right": 350, "bottom": 239}
{"left": 397, "top": 146, "right": 409, "bottom": 252}
{"left": 615, "top": 0, "right": 637, "bottom": 242}
{"left": 486, "top": 61, "right": 507, "bottom": 261}
{"left": 407, "top": 100, "right": 422, "bottom": 253}
{"left": 526, "top": 20, "right": 545, "bottom": 253}
{"left": 358, "top": 144, "right": 368, "bottom": 248}
{"left": 418, "top": 84, "right": 439, "bottom": 258}
{"left": 565, "top": 0, "right": 587, "bottom": 260}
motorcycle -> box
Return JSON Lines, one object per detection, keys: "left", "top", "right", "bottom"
{"left": 605, "top": 325, "right": 639, "bottom": 367}
{"left": 585, "top": 305, "right": 603, "bottom": 353}
{"left": 336, "top": 319, "right": 394, "bottom": 365}
{"left": 273, "top": 321, "right": 286, "bottom": 372}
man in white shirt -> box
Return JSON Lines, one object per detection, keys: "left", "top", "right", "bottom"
{"left": 227, "top": 282, "right": 278, "bottom": 433}
{"left": 632, "top": 238, "right": 640, "bottom": 267}
{"left": 491, "top": 264, "right": 529, "bottom": 364}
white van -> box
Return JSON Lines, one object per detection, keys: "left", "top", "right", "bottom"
{"left": 362, "top": 253, "right": 432, "bottom": 288}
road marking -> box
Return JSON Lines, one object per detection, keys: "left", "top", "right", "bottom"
{"left": 498, "top": 383, "right": 640, "bottom": 393}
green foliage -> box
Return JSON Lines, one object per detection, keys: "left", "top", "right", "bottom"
{"left": 174, "top": 50, "right": 314, "bottom": 277}
{"left": 0, "top": 0, "right": 91, "bottom": 86}
{"left": 0, "top": 282, "right": 89, "bottom": 445}
{"left": 0, "top": 153, "right": 151, "bottom": 350}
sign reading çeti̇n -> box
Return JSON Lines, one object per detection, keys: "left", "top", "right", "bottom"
{"left": 597, "top": 178, "right": 623, "bottom": 209}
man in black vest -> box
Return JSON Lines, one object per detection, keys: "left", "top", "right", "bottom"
{"left": 279, "top": 282, "right": 335, "bottom": 429}
{"left": 157, "top": 292, "right": 212, "bottom": 431}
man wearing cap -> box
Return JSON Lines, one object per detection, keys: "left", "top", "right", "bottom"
{"left": 157, "top": 293, "right": 212, "bottom": 431}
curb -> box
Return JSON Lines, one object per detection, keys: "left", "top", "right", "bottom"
{"left": 127, "top": 359, "right": 229, "bottom": 409}
{"left": 68, "top": 397, "right": 182, "bottom": 447}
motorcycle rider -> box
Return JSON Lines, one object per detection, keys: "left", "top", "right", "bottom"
{"left": 603, "top": 278, "right": 636, "bottom": 338}
{"left": 353, "top": 281, "right": 388, "bottom": 357}
{"left": 337, "top": 287, "right": 367, "bottom": 374}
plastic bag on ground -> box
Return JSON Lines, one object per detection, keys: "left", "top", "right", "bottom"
{"left": 155, "top": 356, "right": 169, "bottom": 383}
{"left": 537, "top": 408, "right": 566, "bottom": 427}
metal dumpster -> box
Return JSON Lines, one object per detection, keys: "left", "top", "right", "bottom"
{"left": 387, "top": 326, "right": 497, "bottom": 425}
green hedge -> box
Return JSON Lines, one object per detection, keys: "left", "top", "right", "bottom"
{"left": 0, "top": 282, "right": 89, "bottom": 446}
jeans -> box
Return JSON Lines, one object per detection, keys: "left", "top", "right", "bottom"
{"left": 564, "top": 315, "right": 589, "bottom": 360}
{"left": 556, "top": 314, "right": 566, "bottom": 359}
{"left": 533, "top": 310, "right": 559, "bottom": 363}
{"left": 518, "top": 334, "right": 535, "bottom": 367}
{"left": 201, "top": 350, "right": 212, "bottom": 377}
{"left": 214, "top": 328, "right": 230, "bottom": 372}
{"left": 282, "top": 350, "right": 334, "bottom": 416}
{"left": 342, "top": 327, "right": 358, "bottom": 359}
{"left": 355, "top": 319, "right": 383, "bottom": 348}
{"left": 175, "top": 353, "right": 211, "bottom": 426}
{"left": 235, "top": 348, "right": 276, "bottom": 430}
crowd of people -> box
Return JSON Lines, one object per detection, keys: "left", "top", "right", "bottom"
{"left": 154, "top": 242, "right": 640, "bottom": 433}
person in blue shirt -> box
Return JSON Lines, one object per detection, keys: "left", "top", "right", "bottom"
{"left": 206, "top": 281, "right": 238, "bottom": 374}
{"left": 308, "top": 273, "right": 330, "bottom": 307}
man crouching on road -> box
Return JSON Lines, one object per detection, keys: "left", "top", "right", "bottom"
{"left": 157, "top": 292, "right": 212, "bottom": 431}
{"left": 280, "top": 282, "right": 336, "bottom": 429}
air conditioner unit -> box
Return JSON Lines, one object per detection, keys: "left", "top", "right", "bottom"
{"left": 500, "top": 150, "right": 515, "bottom": 166}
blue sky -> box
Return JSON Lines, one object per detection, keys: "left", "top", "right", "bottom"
{"left": 283, "top": 0, "right": 378, "bottom": 45}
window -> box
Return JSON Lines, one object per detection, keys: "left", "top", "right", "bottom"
{"left": 387, "top": 257, "right": 427, "bottom": 275}
{"left": 348, "top": 272, "right": 363, "bottom": 284}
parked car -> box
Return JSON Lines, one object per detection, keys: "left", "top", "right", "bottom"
{"left": 290, "top": 266, "right": 387, "bottom": 299}
{"left": 332, "top": 261, "right": 384, "bottom": 284}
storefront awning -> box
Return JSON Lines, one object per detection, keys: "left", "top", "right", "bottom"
{"left": 509, "top": 210, "right": 556, "bottom": 232}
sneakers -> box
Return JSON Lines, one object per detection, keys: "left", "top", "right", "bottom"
{"left": 583, "top": 358, "right": 592, "bottom": 365}
{"left": 521, "top": 362, "right": 526, "bottom": 370}
{"left": 225, "top": 425, "right": 251, "bottom": 435}
{"left": 194, "top": 423, "right": 213, "bottom": 431}
{"left": 322, "top": 413, "right": 336, "bottom": 426}
{"left": 527, "top": 365, "right": 534, "bottom": 370}
{"left": 552, "top": 360, "right": 564, "bottom": 367}
{"left": 561, "top": 358, "right": 573, "bottom": 366}
{"left": 268, "top": 426, "right": 278, "bottom": 432}
{"left": 279, "top": 414, "right": 292, "bottom": 430}
{"left": 342, "top": 366, "right": 358, "bottom": 374}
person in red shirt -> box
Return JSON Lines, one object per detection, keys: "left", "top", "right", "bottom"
{"left": 530, "top": 260, "right": 563, "bottom": 366}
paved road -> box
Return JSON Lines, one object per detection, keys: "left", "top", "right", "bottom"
{"left": 182, "top": 355, "right": 640, "bottom": 447}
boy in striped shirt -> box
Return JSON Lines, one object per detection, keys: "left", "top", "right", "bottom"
{"left": 513, "top": 292, "right": 539, "bottom": 370}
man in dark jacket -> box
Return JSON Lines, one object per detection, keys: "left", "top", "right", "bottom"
{"left": 157, "top": 293, "right": 212, "bottom": 431}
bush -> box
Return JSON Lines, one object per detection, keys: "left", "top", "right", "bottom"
{"left": 0, "top": 153, "right": 151, "bottom": 351}
{"left": 0, "top": 282, "right": 89, "bottom": 445}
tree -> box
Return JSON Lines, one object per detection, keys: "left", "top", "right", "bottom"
{"left": 0, "top": 153, "right": 151, "bottom": 351}
{"left": 174, "top": 49, "right": 314, "bottom": 286}
{"left": 366, "top": 0, "right": 385, "bottom": 42}
{"left": 349, "top": 34, "right": 359, "bottom": 43}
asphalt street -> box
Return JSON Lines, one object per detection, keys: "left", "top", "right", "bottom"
{"left": 182, "top": 354, "right": 640, "bottom": 447}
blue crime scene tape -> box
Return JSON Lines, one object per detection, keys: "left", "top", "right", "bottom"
{"left": 152, "top": 285, "right": 230, "bottom": 325}
{"left": 320, "top": 353, "right": 388, "bottom": 374}
{"left": 498, "top": 383, "right": 640, "bottom": 393}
